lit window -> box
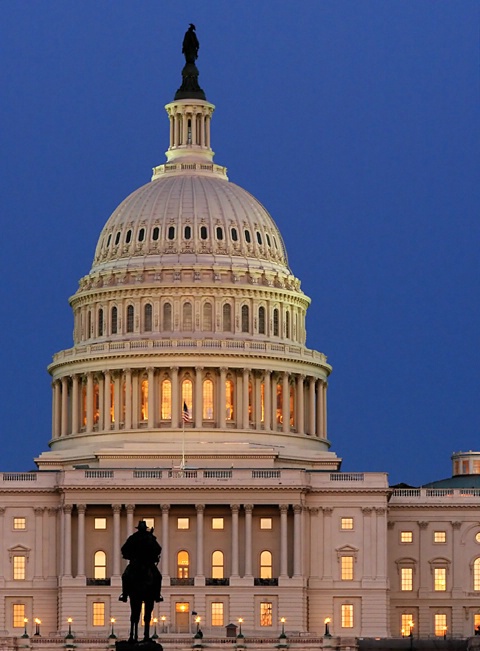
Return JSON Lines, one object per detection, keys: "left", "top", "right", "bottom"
{"left": 93, "top": 602, "right": 105, "bottom": 626}
{"left": 226, "top": 379, "right": 234, "bottom": 420}
{"left": 212, "top": 551, "right": 224, "bottom": 579}
{"left": 341, "top": 556, "right": 354, "bottom": 581}
{"left": 248, "top": 380, "right": 254, "bottom": 423}
{"left": 434, "top": 568, "right": 446, "bottom": 591}
{"left": 341, "top": 604, "right": 354, "bottom": 628}
{"left": 93, "top": 381, "right": 100, "bottom": 424}
{"left": 434, "top": 531, "right": 446, "bottom": 543}
{"left": 401, "top": 614, "right": 414, "bottom": 636}
{"left": 144, "top": 304, "right": 152, "bottom": 332}
{"left": 260, "top": 518, "right": 272, "bottom": 530}
{"left": 94, "top": 550, "right": 107, "bottom": 579}
{"left": 177, "top": 517, "right": 190, "bottom": 530}
{"left": 161, "top": 379, "right": 172, "bottom": 419}
{"left": 140, "top": 378, "right": 148, "bottom": 421}
{"left": 258, "top": 306, "right": 266, "bottom": 334}
{"left": 241, "top": 305, "right": 249, "bottom": 333}
{"left": 13, "top": 518, "right": 26, "bottom": 530}
{"left": 260, "top": 550, "right": 272, "bottom": 579}
{"left": 260, "top": 602, "right": 272, "bottom": 627}
{"left": 276, "top": 381, "right": 283, "bottom": 424}
{"left": 222, "top": 304, "right": 232, "bottom": 332}
{"left": 203, "top": 379, "right": 214, "bottom": 420}
{"left": 203, "top": 302, "right": 213, "bottom": 331}
{"left": 181, "top": 379, "right": 193, "bottom": 417}
{"left": 400, "top": 531, "right": 413, "bottom": 543}
{"left": 13, "top": 556, "right": 26, "bottom": 580}
{"left": 182, "top": 302, "right": 192, "bottom": 331}
{"left": 474, "top": 558, "right": 480, "bottom": 590}
{"left": 475, "top": 613, "right": 480, "bottom": 630}
{"left": 163, "top": 303, "right": 172, "bottom": 331}
{"left": 289, "top": 384, "right": 294, "bottom": 426}
{"left": 211, "top": 602, "right": 224, "bottom": 627}
{"left": 126, "top": 305, "right": 134, "bottom": 333}
{"left": 143, "top": 518, "right": 155, "bottom": 530}
{"left": 260, "top": 381, "right": 265, "bottom": 422}
{"left": 341, "top": 518, "right": 354, "bottom": 530}
{"left": 212, "top": 518, "right": 224, "bottom": 530}
{"left": 82, "top": 384, "right": 87, "bottom": 426}
{"left": 111, "top": 306, "right": 118, "bottom": 334}
{"left": 434, "top": 613, "right": 447, "bottom": 637}
{"left": 12, "top": 604, "right": 26, "bottom": 628}
{"left": 94, "top": 518, "right": 107, "bottom": 530}
{"left": 177, "top": 550, "right": 189, "bottom": 578}
{"left": 401, "top": 568, "right": 413, "bottom": 591}
{"left": 109, "top": 381, "right": 115, "bottom": 423}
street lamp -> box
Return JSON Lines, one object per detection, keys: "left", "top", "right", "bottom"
{"left": 34, "top": 618, "right": 41, "bottom": 636}
{"left": 324, "top": 618, "right": 331, "bottom": 637}
{"left": 280, "top": 617, "right": 286, "bottom": 638}
{"left": 443, "top": 626, "right": 448, "bottom": 640}
{"left": 237, "top": 618, "right": 244, "bottom": 639}
{"left": 66, "top": 617, "right": 74, "bottom": 639}
{"left": 161, "top": 615, "right": 167, "bottom": 633}
{"left": 21, "top": 618, "right": 29, "bottom": 639}
{"left": 109, "top": 618, "right": 116, "bottom": 639}
{"left": 152, "top": 617, "right": 158, "bottom": 640}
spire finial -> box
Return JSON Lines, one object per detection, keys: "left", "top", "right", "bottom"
{"left": 174, "top": 24, "right": 206, "bottom": 101}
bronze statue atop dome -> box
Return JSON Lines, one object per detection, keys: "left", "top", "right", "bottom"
{"left": 174, "top": 24, "right": 206, "bottom": 101}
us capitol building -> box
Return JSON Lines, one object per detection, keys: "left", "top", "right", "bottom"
{"left": 2, "top": 31, "right": 480, "bottom": 651}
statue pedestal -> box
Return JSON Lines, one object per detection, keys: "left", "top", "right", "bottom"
{"left": 116, "top": 640, "right": 162, "bottom": 651}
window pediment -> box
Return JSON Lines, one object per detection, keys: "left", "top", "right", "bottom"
{"left": 8, "top": 544, "right": 30, "bottom": 561}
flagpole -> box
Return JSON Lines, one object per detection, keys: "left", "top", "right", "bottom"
{"left": 181, "top": 416, "right": 186, "bottom": 471}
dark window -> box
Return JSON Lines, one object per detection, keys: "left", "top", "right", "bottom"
{"left": 152, "top": 227, "right": 160, "bottom": 241}
{"left": 231, "top": 228, "right": 238, "bottom": 242}
{"left": 286, "top": 311, "right": 290, "bottom": 339}
{"left": 266, "top": 234, "right": 271, "bottom": 247}
{"left": 200, "top": 226, "right": 208, "bottom": 240}
{"left": 258, "top": 306, "right": 266, "bottom": 334}
{"left": 87, "top": 311, "right": 92, "bottom": 338}
{"left": 163, "top": 303, "right": 172, "bottom": 331}
{"left": 182, "top": 302, "right": 193, "bottom": 331}
{"left": 168, "top": 226, "right": 175, "bottom": 240}
{"left": 184, "top": 225, "right": 192, "bottom": 240}
{"left": 273, "top": 309, "right": 279, "bottom": 336}
{"left": 256, "top": 231, "right": 262, "bottom": 245}
{"left": 241, "top": 305, "right": 249, "bottom": 333}
{"left": 273, "top": 235, "right": 278, "bottom": 249}
{"left": 245, "top": 230, "right": 251, "bottom": 244}
{"left": 216, "top": 226, "right": 223, "bottom": 240}
{"left": 127, "top": 305, "right": 134, "bottom": 333}
{"left": 115, "top": 232, "right": 121, "bottom": 245}
{"left": 126, "top": 230, "right": 132, "bottom": 244}
{"left": 111, "top": 307, "right": 118, "bottom": 334}
{"left": 138, "top": 228, "right": 145, "bottom": 242}
{"left": 144, "top": 304, "right": 152, "bottom": 332}
{"left": 106, "top": 234, "right": 112, "bottom": 247}
{"left": 98, "top": 309, "right": 104, "bottom": 337}
{"left": 223, "top": 304, "right": 232, "bottom": 332}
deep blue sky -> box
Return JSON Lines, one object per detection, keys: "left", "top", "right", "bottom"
{"left": 1, "top": 2, "right": 478, "bottom": 485}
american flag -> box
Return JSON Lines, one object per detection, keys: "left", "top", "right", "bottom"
{"left": 182, "top": 402, "right": 191, "bottom": 422}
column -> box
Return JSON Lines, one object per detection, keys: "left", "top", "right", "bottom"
{"left": 53, "top": 381, "right": 61, "bottom": 438}
{"left": 280, "top": 505, "right": 288, "bottom": 578}
{"left": 322, "top": 507, "right": 333, "bottom": 579}
{"left": 451, "top": 521, "right": 462, "bottom": 595}
{"left": 63, "top": 504, "right": 72, "bottom": 577}
{"left": 362, "top": 507, "right": 373, "bottom": 580}
{"left": 161, "top": 505, "right": 170, "bottom": 578}
{"left": 308, "top": 377, "right": 316, "bottom": 436}
{"left": 293, "top": 505, "right": 302, "bottom": 576}
{"left": 264, "top": 370, "right": 271, "bottom": 431}
{"left": 61, "top": 377, "right": 69, "bottom": 436}
{"left": 196, "top": 504, "right": 205, "bottom": 577}
{"left": 110, "top": 504, "right": 121, "bottom": 577}
{"left": 114, "top": 372, "right": 121, "bottom": 431}
{"left": 219, "top": 368, "right": 227, "bottom": 429}
{"left": 323, "top": 382, "right": 328, "bottom": 439}
{"left": 71, "top": 374, "right": 79, "bottom": 435}
{"left": 309, "top": 507, "right": 320, "bottom": 579}
{"left": 254, "top": 373, "right": 262, "bottom": 429}
{"left": 126, "top": 504, "right": 135, "bottom": 536}
{"left": 244, "top": 504, "right": 253, "bottom": 577}
{"left": 34, "top": 507, "right": 43, "bottom": 578}
{"left": 171, "top": 367, "right": 179, "bottom": 428}
{"left": 191, "top": 111, "right": 197, "bottom": 146}
{"left": 182, "top": 110, "right": 188, "bottom": 145}
{"left": 86, "top": 372, "right": 94, "bottom": 433}
{"left": 316, "top": 381, "right": 323, "bottom": 438}
{"left": 98, "top": 373, "right": 105, "bottom": 431}
{"left": 418, "top": 521, "right": 429, "bottom": 596}
{"left": 242, "top": 369, "right": 249, "bottom": 429}
{"left": 375, "top": 507, "right": 387, "bottom": 580}
{"left": 195, "top": 367, "right": 203, "bottom": 427}
{"left": 231, "top": 505, "right": 239, "bottom": 577}
{"left": 148, "top": 367, "right": 155, "bottom": 428}
{"left": 296, "top": 375, "right": 305, "bottom": 434}
{"left": 77, "top": 504, "right": 86, "bottom": 577}
{"left": 206, "top": 115, "right": 211, "bottom": 148}
{"left": 103, "top": 370, "right": 111, "bottom": 431}
{"left": 132, "top": 371, "right": 139, "bottom": 428}
{"left": 282, "top": 372, "right": 289, "bottom": 433}
{"left": 169, "top": 114, "right": 174, "bottom": 148}
{"left": 0, "top": 508, "right": 4, "bottom": 580}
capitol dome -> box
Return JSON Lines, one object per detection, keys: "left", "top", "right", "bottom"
{"left": 39, "top": 46, "right": 335, "bottom": 471}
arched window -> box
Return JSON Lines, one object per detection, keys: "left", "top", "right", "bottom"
{"left": 216, "top": 226, "right": 223, "bottom": 240}
{"left": 177, "top": 550, "right": 189, "bottom": 578}
{"left": 256, "top": 231, "right": 262, "bottom": 245}
{"left": 273, "top": 308, "right": 279, "bottom": 336}
{"left": 168, "top": 226, "right": 175, "bottom": 240}
{"left": 98, "top": 309, "right": 104, "bottom": 337}
{"left": 258, "top": 306, "right": 266, "bottom": 334}
{"left": 184, "top": 225, "right": 192, "bottom": 240}
{"left": 200, "top": 226, "right": 208, "bottom": 240}
{"left": 94, "top": 550, "right": 107, "bottom": 580}
{"left": 141, "top": 378, "right": 148, "bottom": 422}
{"left": 245, "top": 230, "right": 251, "bottom": 244}
{"left": 125, "top": 229, "right": 132, "bottom": 244}
{"left": 152, "top": 226, "right": 160, "bottom": 241}
{"left": 276, "top": 381, "right": 283, "bottom": 424}
{"left": 260, "top": 550, "right": 272, "bottom": 579}
{"left": 285, "top": 311, "right": 290, "bottom": 339}
{"left": 203, "top": 379, "right": 214, "bottom": 420}
{"left": 182, "top": 302, "right": 193, "bottom": 331}
{"left": 138, "top": 228, "right": 145, "bottom": 242}
{"left": 474, "top": 558, "right": 480, "bottom": 590}
{"left": 182, "top": 378, "right": 193, "bottom": 416}
{"left": 115, "top": 231, "right": 121, "bottom": 245}
{"left": 223, "top": 304, "right": 232, "bottom": 332}
{"left": 203, "top": 302, "right": 213, "bottom": 331}
{"left": 226, "top": 379, "right": 234, "bottom": 421}
{"left": 111, "top": 306, "right": 118, "bottom": 334}
{"left": 163, "top": 303, "right": 172, "bottom": 331}
{"left": 126, "top": 305, "right": 134, "bottom": 333}
{"left": 161, "top": 379, "right": 172, "bottom": 420}
{"left": 212, "top": 551, "right": 224, "bottom": 579}
{"left": 144, "top": 303, "right": 153, "bottom": 332}
{"left": 231, "top": 227, "right": 238, "bottom": 242}
{"left": 241, "top": 305, "right": 249, "bottom": 333}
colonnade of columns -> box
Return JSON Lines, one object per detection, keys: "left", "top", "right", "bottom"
{"left": 51, "top": 367, "right": 328, "bottom": 441}
{"left": 166, "top": 103, "right": 213, "bottom": 151}
{"left": 59, "top": 503, "right": 303, "bottom": 581}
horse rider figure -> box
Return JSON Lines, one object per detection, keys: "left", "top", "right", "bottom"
{"left": 119, "top": 520, "right": 163, "bottom": 603}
